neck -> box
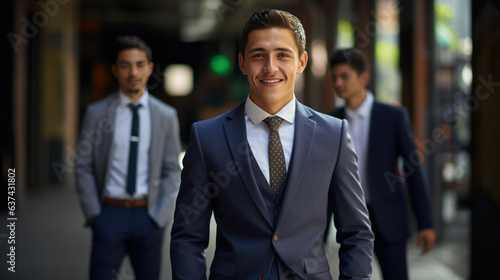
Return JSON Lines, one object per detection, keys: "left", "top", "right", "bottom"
{"left": 261, "top": 104, "right": 284, "bottom": 115}
{"left": 123, "top": 88, "right": 145, "bottom": 102}
{"left": 346, "top": 90, "right": 367, "bottom": 111}
{"left": 249, "top": 94, "right": 293, "bottom": 115}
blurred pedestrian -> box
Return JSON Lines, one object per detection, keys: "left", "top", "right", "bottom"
{"left": 325, "top": 47, "right": 435, "bottom": 280}
{"left": 75, "top": 35, "right": 181, "bottom": 280}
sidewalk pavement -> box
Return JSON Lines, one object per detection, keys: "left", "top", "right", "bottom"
{"left": 325, "top": 209, "right": 469, "bottom": 280}
{"left": 0, "top": 186, "right": 468, "bottom": 280}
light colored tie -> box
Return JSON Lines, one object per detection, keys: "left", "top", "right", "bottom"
{"left": 264, "top": 116, "right": 286, "bottom": 194}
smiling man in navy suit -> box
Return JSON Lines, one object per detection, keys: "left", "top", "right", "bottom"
{"left": 170, "top": 9, "right": 373, "bottom": 280}
{"left": 326, "top": 47, "right": 436, "bottom": 280}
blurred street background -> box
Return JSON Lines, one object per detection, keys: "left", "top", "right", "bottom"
{"left": 2, "top": 0, "right": 499, "bottom": 279}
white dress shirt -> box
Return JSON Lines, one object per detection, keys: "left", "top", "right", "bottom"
{"left": 345, "top": 91, "right": 374, "bottom": 203}
{"left": 104, "top": 90, "right": 151, "bottom": 199}
{"left": 245, "top": 96, "right": 295, "bottom": 184}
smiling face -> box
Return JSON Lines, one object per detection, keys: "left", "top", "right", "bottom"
{"left": 112, "top": 48, "right": 153, "bottom": 101}
{"left": 239, "top": 27, "right": 308, "bottom": 114}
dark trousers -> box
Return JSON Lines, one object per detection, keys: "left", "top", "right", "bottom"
{"left": 324, "top": 206, "right": 408, "bottom": 280}
{"left": 89, "top": 205, "right": 165, "bottom": 280}
{"left": 370, "top": 210, "right": 408, "bottom": 280}
{"left": 373, "top": 239, "right": 408, "bottom": 280}
{"left": 367, "top": 205, "right": 408, "bottom": 280}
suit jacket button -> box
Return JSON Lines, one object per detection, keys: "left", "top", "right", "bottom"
{"left": 273, "top": 234, "right": 279, "bottom": 242}
{"left": 259, "top": 274, "right": 266, "bottom": 280}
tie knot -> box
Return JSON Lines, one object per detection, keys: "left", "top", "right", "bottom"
{"left": 264, "top": 116, "right": 284, "bottom": 132}
{"left": 128, "top": 103, "right": 142, "bottom": 112}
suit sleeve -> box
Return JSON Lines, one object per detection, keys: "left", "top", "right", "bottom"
{"left": 329, "top": 119, "right": 374, "bottom": 280}
{"left": 170, "top": 123, "right": 212, "bottom": 280}
{"left": 74, "top": 106, "right": 102, "bottom": 224}
{"left": 151, "top": 108, "right": 182, "bottom": 228}
{"left": 397, "top": 108, "right": 434, "bottom": 230}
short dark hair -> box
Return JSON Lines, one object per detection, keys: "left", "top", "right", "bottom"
{"left": 239, "top": 9, "right": 306, "bottom": 56}
{"left": 329, "top": 48, "right": 367, "bottom": 74}
{"left": 112, "top": 35, "right": 152, "bottom": 63}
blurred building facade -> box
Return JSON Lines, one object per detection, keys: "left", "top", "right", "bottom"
{"left": 3, "top": 0, "right": 500, "bottom": 278}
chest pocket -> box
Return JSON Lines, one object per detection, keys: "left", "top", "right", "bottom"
{"left": 304, "top": 160, "right": 332, "bottom": 172}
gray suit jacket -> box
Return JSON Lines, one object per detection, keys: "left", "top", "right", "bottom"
{"left": 75, "top": 93, "right": 181, "bottom": 228}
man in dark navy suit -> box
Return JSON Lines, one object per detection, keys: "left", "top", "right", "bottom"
{"left": 171, "top": 9, "right": 374, "bottom": 280}
{"left": 325, "top": 47, "right": 436, "bottom": 280}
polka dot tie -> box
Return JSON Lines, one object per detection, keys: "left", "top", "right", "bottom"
{"left": 264, "top": 116, "right": 286, "bottom": 194}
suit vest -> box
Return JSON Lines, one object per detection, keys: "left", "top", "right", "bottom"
{"left": 249, "top": 152, "right": 301, "bottom": 279}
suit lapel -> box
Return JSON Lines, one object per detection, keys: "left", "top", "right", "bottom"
{"left": 276, "top": 102, "right": 315, "bottom": 229}
{"left": 367, "top": 101, "right": 381, "bottom": 177}
{"left": 104, "top": 94, "right": 120, "bottom": 153}
{"left": 98, "top": 94, "right": 119, "bottom": 191}
{"left": 223, "top": 103, "right": 273, "bottom": 227}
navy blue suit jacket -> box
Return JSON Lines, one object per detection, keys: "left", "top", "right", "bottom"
{"left": 171, "top": 101, "right": 374, "bottom": 280}
{"left": 332, "top": 101, "right": 434, "bottom": 244}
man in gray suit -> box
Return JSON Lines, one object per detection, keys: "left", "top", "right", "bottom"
{"left": 75, "top": 35, "right": 181, "bottom": 280}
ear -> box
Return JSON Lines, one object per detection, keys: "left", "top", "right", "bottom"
{"left": 296, "top": 51, "right": 308, "bottom": 74}
{"left": 238, "top": 52, "right": 247, "bottom": 75}
{"left": 111, "top": 64, "right": 117, "bottom": 77}
{"left": 148, "top": 62, "right": 154, "bottom": 76}
{"left": 360, "top": 71, "right": 370, "bottom": 86}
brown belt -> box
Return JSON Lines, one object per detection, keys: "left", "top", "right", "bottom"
{"left": 103, "top": 198, "right": 147, "bottom": 208}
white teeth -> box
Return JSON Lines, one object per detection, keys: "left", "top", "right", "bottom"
{"left": 262, "top": 79, "right": 280, "bottom": 83}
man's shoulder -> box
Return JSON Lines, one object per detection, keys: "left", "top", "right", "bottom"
{"left": 329, "top": 100, "right": 408, "bottom": 118}
{"left": 149, "top": 94, "right": 177, "bottom": 116}
{"left": 372, "top": 101, "right": 408, "bottom": 118}
{"left": 297, "top": 102, "right": 344, "bottom": 129}
{"left": 329, "top": 107, "right": 345, "bottom": 119}
{"left": 313, "top": 108, "right": 342, "bottom": 124}
{"left": 85, "top": 93, "right": 118, "bottom": 113}
{"left": 196, "top": 102, "right": 245, "bottom": 127}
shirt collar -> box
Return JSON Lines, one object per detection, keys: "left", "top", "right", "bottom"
{"left": 245, "top": 95, "right": 296, "bottom": 125}
{"left": 118, "top": 89, "right": 149, "bottom": 108}
{"left": 345, "top": 91, "right": 374, "bottom": 119}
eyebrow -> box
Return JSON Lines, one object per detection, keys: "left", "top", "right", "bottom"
{"left": 331, "top": 72, "right": 350, "bottom": 77}
{"left": 247, "top": 47, "right": 294, "bottom": 54}
{"left": 117, "top": 60, "right": 147, "bottom": 65}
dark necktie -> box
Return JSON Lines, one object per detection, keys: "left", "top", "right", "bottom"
{"left": 264, "top": 116, "right": 286, "bottom": 194}
{"left": 126, "top": 103, "right": 142, "bottom": 196}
